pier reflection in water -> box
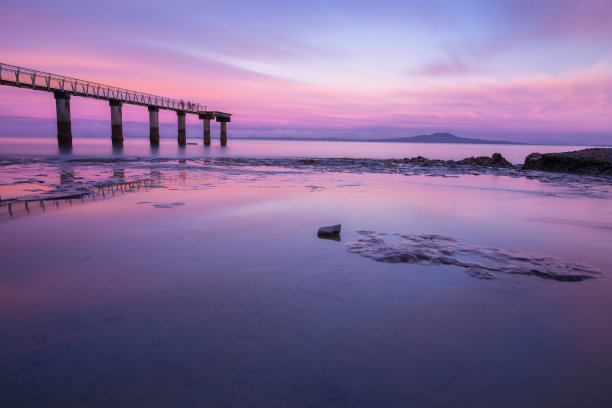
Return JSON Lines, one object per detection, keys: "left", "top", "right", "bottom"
{"left": 0, "top": 179, "right": 157, "bottom": 221}
{"left": 60, "top": 169, "right": 74, "bottom": 184}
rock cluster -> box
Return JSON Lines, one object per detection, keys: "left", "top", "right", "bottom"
{"left": 457, "top": 152, "right": 514, "bottom": 168}
{"left": 523, "top": 148, "right": 612, "bottom": 175}
{"left": 400, "top": 152, "right": 513, "bottom": 168}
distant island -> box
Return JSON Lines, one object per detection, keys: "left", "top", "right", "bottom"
{"left": 239, "top": 132, "right": 526, "bottom": 145}
{"left": 374, "top": 132, "right": 525, "bottom": 145}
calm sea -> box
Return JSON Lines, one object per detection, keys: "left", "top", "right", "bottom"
{"left": 0, "top": 136, "right": 594, "bottom": 164}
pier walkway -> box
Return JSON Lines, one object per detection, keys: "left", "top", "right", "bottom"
{"left": 0, "top": 63, "right": 232, "bottom": 147}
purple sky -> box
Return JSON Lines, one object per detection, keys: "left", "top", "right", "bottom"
{"left": 1, "top": 0, "right": 611, "bottom": 144}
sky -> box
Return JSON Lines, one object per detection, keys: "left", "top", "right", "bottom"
{"left": 1, "top": 0, "right": 611, "bottom": 144}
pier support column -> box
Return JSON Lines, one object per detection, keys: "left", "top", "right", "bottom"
{"left": 220, "top": 122, "right": 227, "bottom": 146}
{"left": 216, "top": 115, "right": 231, "bottom": 146}
{"left": 177, "top": 111, "right": 186, "bottom": 146}
{"left": 109, "top": 99, "right": 123, "bottom": 146}
{"left": 204, "top": 119, "right": 211, "bottom": 145}
{"left": 198, "top": 112, "right": 214, "bottom": 146}
{"left": 54, "top": 91, "right": 72, "bottom": 146}
{"left": 148, "top": 106, "right": 160, "bottom": 146}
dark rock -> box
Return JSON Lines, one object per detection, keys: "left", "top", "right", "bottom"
{"left": 410, "top": 156, "right": 430, "bottom": 163}
{"left": 318, "top": 224, "right": 341, "bottom": 238}
{"left": 522, "top": 148, "right": 612, "bottom": 175}
{"left": 399, "top": 154, "right": 513, "bottom": 169}
{"left": 297, "top": 159, "right": 317, "bottom": 165}
{"left": 457, "top": 152, "right": 514, "bottom": 168}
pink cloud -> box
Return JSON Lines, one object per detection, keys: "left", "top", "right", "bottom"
{"left": 510, "top": 0, "right": 612, "bottom": 41}
{"left": 414, "top": 59, "right": 474, "bottom": 77}
{"left": 387, "top": 72, "right": 612, "bottom": 133}
{"left": 3, "top": 66, "right": 611, "bottom": 136}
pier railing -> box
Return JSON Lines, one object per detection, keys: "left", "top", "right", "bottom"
{"left": 0, "top": 63, "right": 207, "bottom": 114}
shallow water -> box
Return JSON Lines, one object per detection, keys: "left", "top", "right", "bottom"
{"left": 1, "top": 141, "right": 612, "bottom": 407}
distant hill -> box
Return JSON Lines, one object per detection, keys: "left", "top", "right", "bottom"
{"left": 237, "top": 132, "right": 525, "bottom": 144}
{"left": 373, "top": 132, "right": 524, "bottom": 144}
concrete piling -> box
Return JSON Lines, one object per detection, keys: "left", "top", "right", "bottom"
{"left": 109, "top": 99, "right": 123, "bottom": 146}
{"left": 198, "top": 112, "right": 214, "bottom": 145}
{"left": 148, "top": 106, "right": 160, "bottom": 146}
{"left": 177, "top": 111, "right": 186, "bottom": 146}
{"left": 220, "top": 122, "right": 227, "bottom": 146}
{"left": 204, "top": 119, "right": 211, "bottom": 145}
{"left": 54, "top": 91, "right": 72, "bottom": 146}
{"left": 216, "top": 116, "right": 230, "bottom": 146}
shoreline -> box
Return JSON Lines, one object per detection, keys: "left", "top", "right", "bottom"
{"left": 1, "top": 152, "right": 611, "bottom": 204}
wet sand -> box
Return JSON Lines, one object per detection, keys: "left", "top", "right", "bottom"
{"left": 1, "top": 161, "right": 612, "bottom": 407}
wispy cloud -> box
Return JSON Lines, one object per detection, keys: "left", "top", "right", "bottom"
{"left": 413, "top": 55, "right": 475, "bottom": 77}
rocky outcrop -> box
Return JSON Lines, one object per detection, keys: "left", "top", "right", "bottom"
{"left": 523, "top": 148, "right": 612, "bottom": 175}
{"left": 457, "top": 152, "right": 514, "bottom": 168}
{"left": 399, "top": 153, "right": 514, "bottom": 168}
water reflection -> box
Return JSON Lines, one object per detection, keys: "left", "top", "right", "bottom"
{"left": 60, "top": 170, "right": 74, "bottom": 184}
{"left": 0, "top": 137, "right": 597, "bottom": 164}
{"left": 112, "top": 145, "right": 123, "bottom": 155}
{"left": 0, "top": 179, "right": 158, "bottom": 221}
{"left": 1, "top": 166, "right": 612, "bottom": 407}
{"left": 57, "top": 145, "right": 73, "bottom": 155}
{"left": 317, "top": 234, "right": 341, "bottom": 242}
{"left": 113, "top": 168, "right": 125, "bottom": 180}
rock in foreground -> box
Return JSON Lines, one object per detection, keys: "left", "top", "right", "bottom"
{"left": 318, "top": 224, "right": 341, "bottom": 238}
{"left": 523, "top": 148, "right": 612, "bottom": 175}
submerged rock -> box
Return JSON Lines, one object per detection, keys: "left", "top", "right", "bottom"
{"left": 523, "top": 148, "right": 612, "bottom": 175}
{"left": 135, "top": 201, "right": 185, "bottom": 209}
{"left": 318, "top": 224, "right": 341, "bottom": 238}
{"left": 457, "top": 153, "right": 514, "bottom": 168}
{"left": 345, "top": 231, "right": 601, "bottom": 281}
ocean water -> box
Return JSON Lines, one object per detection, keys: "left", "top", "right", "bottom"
{"left": 0, "top": 136, "right": 595, "bottom": 164}
{"left": 1, "top": 136, "right": 612, "bottom": 407}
